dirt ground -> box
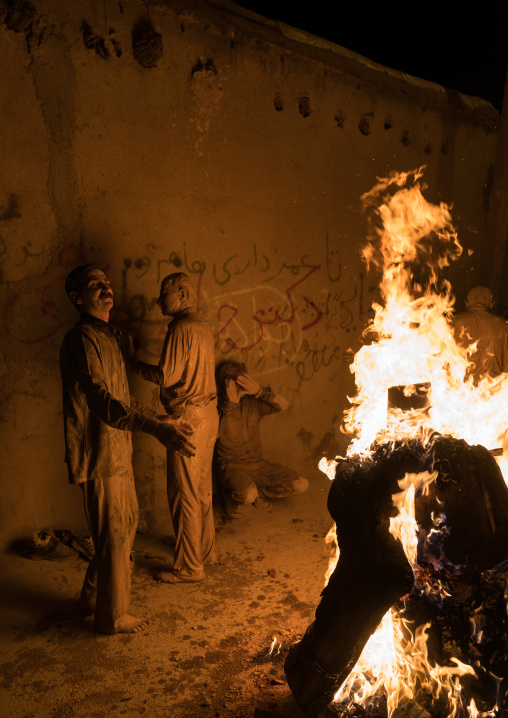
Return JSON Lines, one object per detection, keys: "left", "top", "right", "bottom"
{"left": 0, "top": 458, "right": 334, "bottom": 718}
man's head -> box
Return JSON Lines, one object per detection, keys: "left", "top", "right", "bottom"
{"left": 216, "top": 360, "right": 247, "bottom": 399}
{"left": 157, "top": 272, "right": 195, "bottom": 317}
{"left": 465, "top": 286, "right": 495, "bottom": 311}
{"left": 217, "top": 360, "right": 247, "bottom": 383}
{"left": 65, "top": 264, "right": 113, "bottom": 321}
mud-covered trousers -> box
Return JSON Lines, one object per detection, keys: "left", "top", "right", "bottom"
{"left": 167, "top": 402, "right": 219, "bottom": 579}
{"left": 221, "top": 460, "right": 309, "bottom": 505}
{"left": 79, "top": 471, "right": 138, "bottom": 633}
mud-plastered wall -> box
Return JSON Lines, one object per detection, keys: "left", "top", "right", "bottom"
{"left": 0, "top": 0, "right": 499, "bottom": 547}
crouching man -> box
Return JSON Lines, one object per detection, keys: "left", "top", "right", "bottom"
{"left": 60, "top": 264, "right": 195, "bottom": 634}
{"left": 216, "top": 361, "right": 308, "bottom": 517}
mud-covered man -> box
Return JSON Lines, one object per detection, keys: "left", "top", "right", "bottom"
{"left": 125, "top": 272, "right": 219, "bottom": 584}
{"left": 60, "top": 264, "right": 195, "bottom": 634}
{"left": 452, "top": 286, "right": 508, "bottom": 383}
{"left": 215, "top": 361, "right": 308, "bottom": 518}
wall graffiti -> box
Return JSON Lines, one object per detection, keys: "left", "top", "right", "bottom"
{"left": 3, "top": 244, "right": 85, "bottom": 344}
{"left": 2, "top": 236, "right": 365, "bottom": 392}
{"left": 211, "top": 265, "right": 322, "bottom": 351}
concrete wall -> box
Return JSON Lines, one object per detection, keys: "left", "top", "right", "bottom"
{"left": 0, "top": 0, "right": 500, "bottom": 548}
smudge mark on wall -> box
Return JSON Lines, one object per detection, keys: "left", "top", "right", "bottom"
{"left": 191, "top": 58, "right": 223, "bottom": 115}
{"left": 132, "top": 17, "right": 163, "bottom": 68}
{"left": 81, "top": 21, "right": 110, "bottom": 60}
{"left": 298, "top": 96, "right": 312, "bottom": 118}
{"left": 334, "top": 110, "right": 346, "bottom": 128}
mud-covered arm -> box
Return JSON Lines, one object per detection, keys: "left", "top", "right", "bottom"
{"left": 77, "top": 331, "right": 155, "bottom": 432}
{"left": 130, "top": 357, "right": 164, "bottom": 386}
{"left": 158, "top": 321, "right": 189, "bottom": 388}
{"left": 254, "top": 385, "right": 289, "bottom": 415}
{"left": 121, "top": 335, "right": 165, "bottom": 385}
{"left": 234, "top": 373, "right": 289, "bottom": 415}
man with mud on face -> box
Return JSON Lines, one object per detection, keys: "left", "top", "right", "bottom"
{"left": 60, "top": 264, "right": 195, "bottom": 634}
{"left": 215, "top": 360, "right": 308, "bottom": 519}
{"left": 124, "top": 272, "right": 219, "bottom": 585}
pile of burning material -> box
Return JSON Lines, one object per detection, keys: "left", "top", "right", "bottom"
{"left": 284, "top": 169, "right": 508, "bottom": 717}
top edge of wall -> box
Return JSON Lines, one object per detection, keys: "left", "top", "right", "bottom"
{"left": 145, "top": 0, "right": 499, "bottom": 131}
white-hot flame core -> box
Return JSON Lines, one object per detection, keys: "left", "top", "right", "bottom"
{"left": 318, "top": 456, "right": 338, "bottom": 481}
{"left": 342, "top": 168, "right": 508, "bottom": 472}
{"left": 326, "top": 170, "right": 506, "bottom": 716}
{"left": 389, "top": 471, "right": 438, "bottom": 569}
{"left": 334, "top": 615, "right": 479, "bottom": 717}
{"left": 267, "top": 636, "right": 281, "bottom": 657}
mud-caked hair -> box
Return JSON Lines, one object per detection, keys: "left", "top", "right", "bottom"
{"left": 216, "top": 360, "right": 247, "bottom": 405}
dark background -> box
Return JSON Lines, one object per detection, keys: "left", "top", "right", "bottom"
{"left": 233, "top": 1, "right": 508, "bottom": 112}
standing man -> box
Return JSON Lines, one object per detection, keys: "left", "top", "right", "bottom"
{"left": 452, "top": 286, "right": 508, "bottom": 383}
{"left": 60, "top": 264, "right": 195, "bottom": 634}
{"left": 126, "top": 272, "right": 219, "bottom": 584}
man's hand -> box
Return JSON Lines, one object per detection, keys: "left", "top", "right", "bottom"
{"left": 235, "top": 373, "right": 260, "bottom": 396}
{"left": 156, "top": 416, "right": 196, "bottom": 457}
{"left": 225, "top": 378, "right": 242, "bottom": 403}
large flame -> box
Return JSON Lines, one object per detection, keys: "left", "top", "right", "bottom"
{"left": 342, "top": 168, "right": 508, "bottom": 464}
{"left": 319, "top": 169, "right": 507, "bottom": 717}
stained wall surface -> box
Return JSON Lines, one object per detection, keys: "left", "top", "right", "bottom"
{"left": 0, "top": 0, "right": 500, "bottom": 548}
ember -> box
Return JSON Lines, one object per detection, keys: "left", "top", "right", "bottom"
{"left": 285, "top": 169, "right": 508, "bottom": 717}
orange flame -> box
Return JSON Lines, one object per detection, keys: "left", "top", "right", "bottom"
{"left": 323, "top": 169, "right": 506, "bottom": 716}
{"left": 341, "top": 168, "right": 508, "bottom": 469}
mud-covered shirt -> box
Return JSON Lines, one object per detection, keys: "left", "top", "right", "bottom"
{"left": 60, "top": 314, "right": 157, "bottom": 484}
{"left": 216, "top": 387, "right": 281, "bottom": 465}
{"left": 452, "top": 306, "right": 508, "bottom": 381}
{"left": 158, "top": 308, "right": 217, "bottom": 414}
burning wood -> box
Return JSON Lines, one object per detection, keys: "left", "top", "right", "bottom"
{"left": 285, "top": 437, "right": 508, "bottom": 717}
{"left": 285, "top": 169, "right": 508, "bottom": 717}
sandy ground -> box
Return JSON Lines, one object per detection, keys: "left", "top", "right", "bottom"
{"left": 0, "top": 459, "right": 334, "bottom": 718}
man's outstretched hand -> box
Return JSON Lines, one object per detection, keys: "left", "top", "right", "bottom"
{"left": 156, "top": 416, "right": 196, "bottom": 457}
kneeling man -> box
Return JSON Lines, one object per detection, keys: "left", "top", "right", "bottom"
{"left": 216, "top": 361, "right": 308, "bottom": 517}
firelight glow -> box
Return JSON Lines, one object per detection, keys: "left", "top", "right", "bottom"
{"left": 342, "top": 167, "right": 508, "bottom": 464}
{"left": 319, "top": 168, "right": 507, "bottom": 717}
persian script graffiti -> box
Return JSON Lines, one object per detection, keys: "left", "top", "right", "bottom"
{"left": 209, "top": 265, "right": 323, "bottom": 352}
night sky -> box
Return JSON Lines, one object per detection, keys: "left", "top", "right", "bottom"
{"left": 233, "top": 1, "right": 507, "bottom": 112}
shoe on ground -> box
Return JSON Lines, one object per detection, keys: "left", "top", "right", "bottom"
{"left": 57, "top": 530, "right": 95, "bottom": 561}
{"left": 253, "top": 496, "right": 272, "bottom": 512}
{"left": 226, "top": 502, "right": 245, "bottom": 519}
{"left": 29, "top": 529, "right": 77, "bottom": 560}
{"left": 74, "top": 535, "right": 95, "bottom": 561}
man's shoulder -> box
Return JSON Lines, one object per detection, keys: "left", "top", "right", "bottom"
{"left": 62, "top": 319, "right": 115, "bottom": 351}
{"left": 474, "top": 309, "right": 507, "bottom": 327}
{"left": 452, "top": 311, "right": 471, "bottom": 324}
{"left": 171, "top": 311, "right": 212, "bottom": 334}
{"left": 61, "top": 320, "right": 86, "bottom": 345}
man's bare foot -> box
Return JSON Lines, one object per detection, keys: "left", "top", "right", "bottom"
{"left": 113, "top": 615, "right": 149, "bottom": 633}
{"left": 157, "top": 570, "right": 205, "bottom": 584}
{"left": 203, "top": 551, "right": 217, "bottom": 566}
